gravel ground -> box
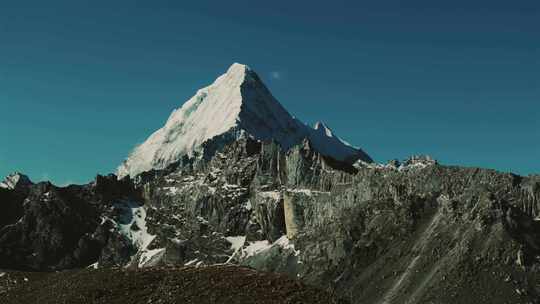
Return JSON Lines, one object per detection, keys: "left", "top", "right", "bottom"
{"left": 0, "top": 265, "right": 345, "bottom": 304}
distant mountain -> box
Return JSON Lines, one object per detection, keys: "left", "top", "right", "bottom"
{"left": 117, "top": 63, "right": 371, "bottom": 178}
{"left": 0, "top": 172, "right": 32, "bottom": 190}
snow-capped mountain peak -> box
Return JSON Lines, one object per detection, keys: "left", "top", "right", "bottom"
{"left": 0, "top": 172, "right": 32, "bottom": 190}
{"left": 118, "top": 63, "right": 372, "bottom": 178}
{"left": 314, "top": 121, "right": 334, "bottom": 137}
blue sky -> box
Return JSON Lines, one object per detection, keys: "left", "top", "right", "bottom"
{"left": 1, "top": 0, "right": 538, "bottom": 185}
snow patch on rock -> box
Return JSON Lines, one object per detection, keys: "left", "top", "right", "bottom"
{"left": 0, "top": 172, "right": 32, "bottom": 190}
{"left": 225, "top": 235, "right": 299, "bottom": 262}
{"left": 113, "top": 201, "right": 163, "bottom": 268}
{"left": 226, "top": 236, "right": 246, "bottom": 252}
{"left": 139, "top": 248, "right": 166, "bottom": 268}
{"left": 258, "top": 191, "right": 281, "bottom": 200}
{"left": 287, "top": 189, "right": 330, "bottom": 196}
{"left": 244, "top": 240, "right": 272, "bottom": 258}
{"left": 354, "top": 155, "right": 437, "bottom": 172}
{"left": 274, "top": 235, "right": 300, "bottom": 256}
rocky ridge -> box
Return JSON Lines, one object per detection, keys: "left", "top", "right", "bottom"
{"left": 3, "top": 136, "right": 538, "bottom": 303}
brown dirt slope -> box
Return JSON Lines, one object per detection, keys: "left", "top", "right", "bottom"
{"left": 0, "top": 265, "right": 346, "bottom": 304}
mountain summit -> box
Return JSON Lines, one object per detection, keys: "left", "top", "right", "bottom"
{"left": 118, "top": 63, "right": 372, "bottom": 178}
{"left": 0, "top": 172, "right": 32, "bottom": 190}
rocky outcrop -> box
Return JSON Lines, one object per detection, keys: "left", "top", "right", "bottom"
{"left": 0, "top": 173, "right": 33, "bottom": 228}
{"left": 0, "top": 175, "right": 142, "bottom": 270}
{"left": 283, "top": 167, "right": 540, "bottom": 303}
{"left": 283, "top": 190, "right": 331, "bottom": 239}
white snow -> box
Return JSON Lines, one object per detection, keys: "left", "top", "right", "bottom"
{"left": 114, "top": 201, "right": 162, "bottom": 267}
{"left": 0, "top": 175, "right": 20, "bottom": 189}
{"left": 162, "top": 186, "right": 181, "bottom": 196}
{"left": 258, "top": 191, "right": 281, "bottom": 200}
{"left": 116, "top": 202, "right": 155, "bottom": 250}
{"left": 240, "top": 235, "right": 300, "bottom": 258}
{"left": 398, "top": 162, "right": 428, "bottom": 171}
{"left": 226, "top": 236, "right": 246, "bottom": 251}
{"left": 353, "top": 160, "right": 388, "bottom": 170}
{"left": 274, "top": 235, "right": 300, "bottom": 256}
{"left": 354, "top": 156, "right": 436, "bottom": 172}
{"left": 185, "top": 259, "right": 199, "bottom": 266}
{"left": 139, "top": 248, "right": 166, "bottom": 268}
{"left": 117, "top": 63, "right": 248, "bottom": 178}
{"left": 225, "top": 236, "right": 247, "bottom": 263}
{"left": 196, "top": 216, "right": 209, "bottom": 224}
{"left": 118, "top": 63, "right": 371, "bottom": 178}
{"left": 314, "top": 121, "right": 334, "bottom": 138}
{"left": 0, "top": 272, "right": 5, "bottom": 277}
{"left": 309, "top": 121, "right": 365, "bottom": 162}
{"left": 287, "top": 189, "right": 329, "bottom": 196}
{"left": 243, "top": 240, "right": 272, "bottom": 257}
{"left": 0, "top": 172, "right": 31, "bottom": 190}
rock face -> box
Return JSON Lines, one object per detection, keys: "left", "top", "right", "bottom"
{"left": 0, "top": 173, "right": 32, "bottom": 228}
{"left": 0, "top": 175, "right": 142, "bottom": 270}
{"left": 287, "top": 167, "right": 540, "bottom": 304}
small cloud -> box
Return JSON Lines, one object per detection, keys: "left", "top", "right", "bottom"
{"left": 270, "top": 71, "right": 281, "bottom": 80}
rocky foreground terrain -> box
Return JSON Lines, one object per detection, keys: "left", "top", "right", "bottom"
{"left": 1, "top": 64, "right": 539, "bottom": 303}
{"left": 0, "top": 265, "right": 342, "bottom": 304}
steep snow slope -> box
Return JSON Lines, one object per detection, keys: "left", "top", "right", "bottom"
{"left": 309, "top": 121, "right": 371, "bottom": 164}
{"left": 118, "top": 63, "right": 371, "bottom": 178}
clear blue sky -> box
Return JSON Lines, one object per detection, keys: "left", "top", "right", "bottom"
{"left": 1, "top": 1, "right": 538, "bottom": 185}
